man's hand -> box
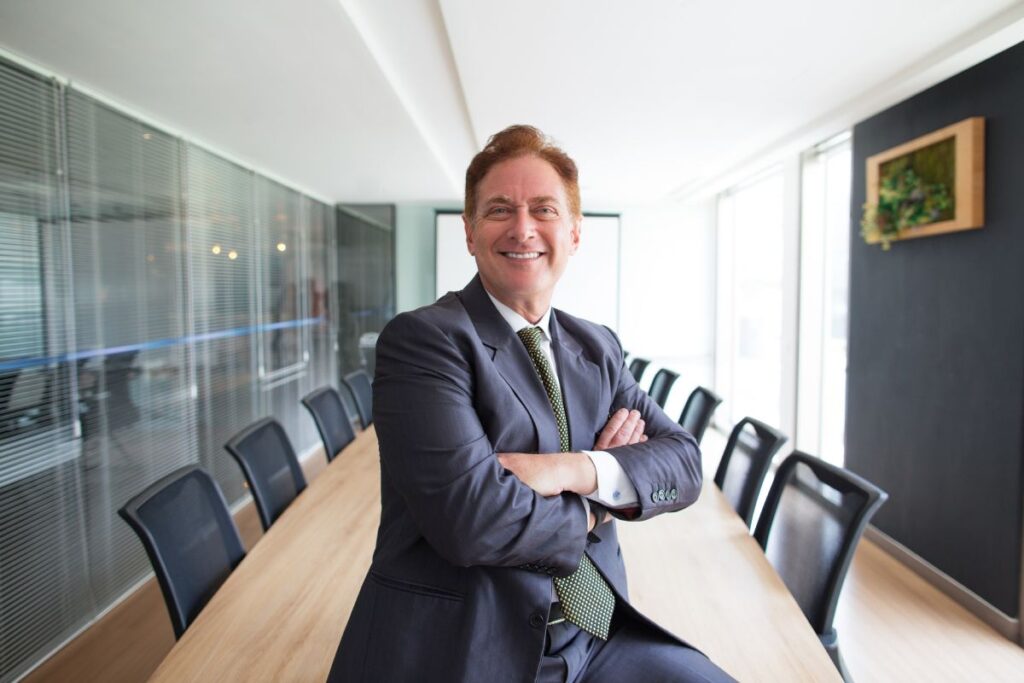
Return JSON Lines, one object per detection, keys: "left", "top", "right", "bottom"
{"left": 594, "top": 408, "right": 648, "bottom": 450}
{"left": 497, "top": 452, "right": 597, "bottom": 497}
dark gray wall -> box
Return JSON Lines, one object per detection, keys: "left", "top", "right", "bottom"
{"left": 847, "top": 41, "right": 1024, "bottom": 617}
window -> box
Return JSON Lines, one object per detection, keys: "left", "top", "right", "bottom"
{"left": 797, "top": 134, "right": 852, "bottom": 465}
{"left": 336, "top": 207, "right": 395, "bottom": 376}
{"left": 715, "top": 169, "right": 787, "bottom": 429}
{"left": 0, "top": 61, "right": 85, "bottom": 681}
{"left": 0, "top": 54, "right": 368, "bottom": 681}
{"left": 257, "top": 177, "right": 305, "bottom": 377}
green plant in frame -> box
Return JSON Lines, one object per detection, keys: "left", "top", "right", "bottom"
{"left": 861, "top": 136, "right": 956, "bottom": 250}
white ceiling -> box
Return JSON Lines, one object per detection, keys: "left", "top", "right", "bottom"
{"left": 1, "top": 0, "right": 1023, "bottom": 207}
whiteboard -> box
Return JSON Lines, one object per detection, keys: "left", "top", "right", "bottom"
{"left": 435, "top": 212, "right": 620, "bottom": 331}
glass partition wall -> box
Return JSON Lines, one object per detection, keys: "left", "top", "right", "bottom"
{"left": 0, "top": 55, "right": 393, "bottom": 681}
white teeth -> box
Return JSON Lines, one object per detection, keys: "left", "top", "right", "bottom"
{"left": 504, "top": 252, "right": 541, "bottom": 259}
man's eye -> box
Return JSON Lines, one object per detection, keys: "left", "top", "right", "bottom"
{"left": 487, "top": 206, "right": 510, "bottom": 216}
{"left": 534, "top": 206, "right": 558, "bottom": 216}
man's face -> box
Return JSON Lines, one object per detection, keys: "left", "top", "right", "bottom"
{"left": 464, "top": 155, "right": 581, "bottom": 315}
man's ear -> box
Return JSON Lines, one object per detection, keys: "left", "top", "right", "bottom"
{"left": 463, "top": 214, "right": 475, "bottom": 255}
{"left": 569, "top": 215, "right": 582, "bottom": 255}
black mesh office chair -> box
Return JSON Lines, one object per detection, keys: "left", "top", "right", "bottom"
{"left": 342, "top": 369, "right": 373, "bottom": 428}
{"left": 714, "top": 417, "right": 788, "bottom": 527}
{"left": 753, "top": 451, "right": 888, "bottom": 682}
{"left": 302, "top": 386, "right": 356, "bottom": 462}
{"left": 118, "top": 465, "right": 245, "bottom": 639}
{"left": 646, "top": 368, "right": 679, "bottom": 409}
{"left": 677, "top": 386, "right": 723, "bottom": 445}
{"left": 627, "top": 357, "right": 650, "bottom": 383}
{"left": 224, "top": 417, "right": 307, "bottom": 531}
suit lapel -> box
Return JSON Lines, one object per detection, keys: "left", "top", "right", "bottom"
{"left": 458, "top": 276, "right": 561, "bottom": 454}
{"left": 551, "top": 311, "right": 603, "bottom": 453}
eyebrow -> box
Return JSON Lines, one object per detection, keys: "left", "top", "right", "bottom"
{"left": 482, "top": 195, "right": 562, "bottom": 206}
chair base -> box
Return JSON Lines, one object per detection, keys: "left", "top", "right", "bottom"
{"left": 820, "top": 628, "right": 852, "bottom": 682}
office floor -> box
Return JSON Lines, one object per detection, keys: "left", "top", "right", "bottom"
{"left": 700, "top": 429, "right": 1024, "bottom": 683}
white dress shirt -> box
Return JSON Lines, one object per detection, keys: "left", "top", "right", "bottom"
{"left": 485, "top": 293, "right": 639, "bottom": 509}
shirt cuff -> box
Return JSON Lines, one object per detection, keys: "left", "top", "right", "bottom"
{"left": 582, "top": 450, "right": 639, "bottom": 509}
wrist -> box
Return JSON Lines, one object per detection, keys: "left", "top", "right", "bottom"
{"left": 562, "top": 451, "right": 598, "bottom": 496}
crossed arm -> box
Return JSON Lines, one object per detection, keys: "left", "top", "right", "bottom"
{"left": 497, "top": 408, "right": 648, "bottom": 529}
{"left": 374, "top": 312, "right": 699, "bottom": 573}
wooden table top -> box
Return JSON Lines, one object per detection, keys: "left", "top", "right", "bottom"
{"left": 617, "top": 479, "right": 842, "bottom": 682}
{"left": 151, "top": 428, "right": 840, "bottom": 682}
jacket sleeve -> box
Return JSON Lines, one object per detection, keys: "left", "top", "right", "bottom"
{"left": 373, "top": 311, "right": 587, "bottom": 576}
{"left": 601, "top": 333, "right": 703, "bottom": 522}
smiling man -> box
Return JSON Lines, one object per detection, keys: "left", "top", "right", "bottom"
{"left": 327, "top": 126, "right": 734, "bottom": 682}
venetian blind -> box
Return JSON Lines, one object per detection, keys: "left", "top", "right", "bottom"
{"left": 64, "top": 89, "right": 198, "bottom": 604}
{"left": 0, "top": 58, "right": 87, "bottom": 683}
{"left": 184, "top": 144, "right": 259, "bottom": 501}
{"left": 0, "top": 54, "right": 378, "bottom": 682}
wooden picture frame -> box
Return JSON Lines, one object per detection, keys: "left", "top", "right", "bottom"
{"left": 864, "top": 117, "right": 984, "bottom": 244}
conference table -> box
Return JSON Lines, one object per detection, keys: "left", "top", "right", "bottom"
{"left": 150, "top": 427, "right": 840, "bottom": 682}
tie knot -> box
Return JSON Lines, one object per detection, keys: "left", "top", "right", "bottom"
{"left": 517, "top": 326, "right": 544, "bottom": 350}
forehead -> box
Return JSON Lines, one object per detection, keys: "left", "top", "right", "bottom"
{"left": 477, "top": 155, "right": 568, "bottom": 204}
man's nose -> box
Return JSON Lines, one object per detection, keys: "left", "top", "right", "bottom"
{"left": 506, "top": 206, "right": 537, "bottom": 241}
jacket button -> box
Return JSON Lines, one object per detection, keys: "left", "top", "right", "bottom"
{"left": 529, "top": 611, "right": 546, "bottom": 629}
{"left": 669, "top": 488, "right": 678, "bottom": 500}
{"left": 657, "top": 489, "right": 666, "bottom": 501}
{"left": 650, "top": 491, "right": 659, "bottom": 503}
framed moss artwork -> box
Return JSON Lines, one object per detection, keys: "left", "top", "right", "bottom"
{"left": 861, "top": 117, "right": 985, "bottom": 250}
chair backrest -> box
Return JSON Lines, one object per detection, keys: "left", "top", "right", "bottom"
{"left": 677, "top": 386, "right": 722, "bottom": 444}
{"left": 647, "top": 368, "right": 679, "bottom": 409}
{"left": 224, "top": 417, "right": 307, "bottom": 531}
{"left": 302, "top": 386, "right": 356, "bottom": 462}
{"left": 753, "top": 451, "right": 887, "bottom": 640}
{"left": 627, "top": 357, "right": 650, "bottom": 383}
{"left": 342, "top": 369, "right": 373, "bottom": 428}
{"left": 118, "top": 465, "right": 245, "bottom": 639}
{"left": 714, "top": 417, "right": 788, "bottom": 527}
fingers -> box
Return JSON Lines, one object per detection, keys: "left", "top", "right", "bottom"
{"left": 594, "top": 408, "right": 629, "bottom": 450}
{"left": 614, "top": 410, "right": 641, "bottom": 446}
{"left": 628, "top": 417, "right": 645, "bottom": 445}
{"left": 598, "top": 408, "right": 629, "bottom": 444}
{"left": 596, "top": 408, "right": 647, "bottom": 449}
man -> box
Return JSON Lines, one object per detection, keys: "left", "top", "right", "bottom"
{"left": 328, "top": 125, "right": 734, "bottom": 682}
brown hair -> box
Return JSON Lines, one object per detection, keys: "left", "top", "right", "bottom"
{"left": 464, "top": 124, "right": 581, "bottom": 221}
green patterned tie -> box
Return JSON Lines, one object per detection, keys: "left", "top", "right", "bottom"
{"left": 517, "top": 326, "right": 615, "bottom": 640}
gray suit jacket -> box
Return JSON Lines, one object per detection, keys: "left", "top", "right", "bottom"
{"left": 328, "top": 276, "right": 702, "bottom": 682}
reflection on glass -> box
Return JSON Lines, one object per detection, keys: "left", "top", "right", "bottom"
{"left": 336, "top": 208, "right": 395, "bottom": 378}
{"left": 260, "top": 179, "right": 302, "bottom": 375}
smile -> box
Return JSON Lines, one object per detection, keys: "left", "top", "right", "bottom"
{"left": 501, "top": 252, "right": 543, "bottom": 260}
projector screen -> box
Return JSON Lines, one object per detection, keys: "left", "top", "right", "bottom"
{"left": 435, "top": 212, "right": 620, "bottom": 331}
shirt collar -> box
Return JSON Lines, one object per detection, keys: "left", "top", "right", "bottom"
{"left": 485, "top": 291, "right": 553, "bottom": 341}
